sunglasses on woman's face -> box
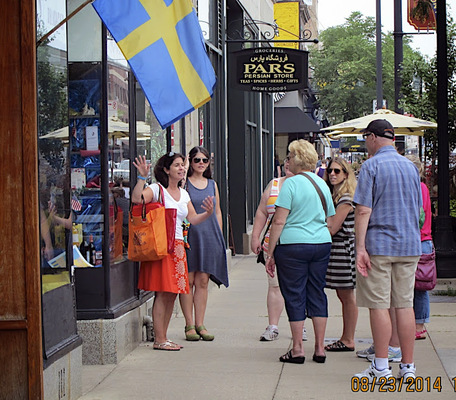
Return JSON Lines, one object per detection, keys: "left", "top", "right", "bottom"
{"left": 327, "top": 168, "right": 342, "bottom": 174}
{"left": 193, "top": 157, "right": 209, "bottom": 164}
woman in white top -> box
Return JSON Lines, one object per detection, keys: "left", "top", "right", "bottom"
{"left": 132, "top": 153, "right": 213, "bottom": 351}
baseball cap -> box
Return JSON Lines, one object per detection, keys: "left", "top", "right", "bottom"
{"left": 360, "top": 119, "right": 395, "bottom": 139}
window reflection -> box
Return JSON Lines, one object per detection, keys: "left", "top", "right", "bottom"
{"left": 37, "top": 0, "right": 70, "bottom": 275}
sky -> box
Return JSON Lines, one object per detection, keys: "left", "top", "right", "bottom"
{"left": 317, "top": 0, "right": 456, "bottom": 58}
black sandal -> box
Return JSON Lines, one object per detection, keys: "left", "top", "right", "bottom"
{"left": 279, "top": 350, "right": 305, "bottom": 364}
{"left": 324, "top": 340, "right": 354, "bottom": 352}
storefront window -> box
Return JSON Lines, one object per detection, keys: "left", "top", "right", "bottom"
{"left": 37, "top": 0, "right": 71, "bottom": 278}
{"left": 136, "top": 86, "right": 167, "bottom": 178}
{"left": 107, "top": 39, "right": 130, "bottom": 262}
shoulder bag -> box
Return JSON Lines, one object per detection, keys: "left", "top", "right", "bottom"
{"left": 128, "top": 184, "right": 176, "bottom": 261}
{"left": 415, "top": 250, "right": 437, "bottom": 291}
{"left": 256, "top": 216, "right": 274, "bottom": 265}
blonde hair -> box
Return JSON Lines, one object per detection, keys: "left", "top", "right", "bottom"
{"left": 288, "top": 139, "right": 318, "bottom": 171}
{"left": 405, "top": 155, "right": 424, "bottom": 177}
{"left": 326, "top": 158, "right": 357, "bottom": 203}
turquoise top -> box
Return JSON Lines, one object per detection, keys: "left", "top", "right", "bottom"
{"left": 275, "top": 173, "right": 335, "bottom": 244}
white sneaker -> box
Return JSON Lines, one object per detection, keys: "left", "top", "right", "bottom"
{"left": 354, "top": 361, "right": 393, "bottom": 384}
{"left": 397, "top": 363, "right": 416, "bottom": 381}
{"left": 302, "top": 328, "right": 308, "bottom": 341}
{"left": 356, "top": 344, "right": 375, "bottom": 358}
{"left": 260, "top": 325, "right": 279, "bottom": 341}
{"left": 366, "top": 346, "right": 402, "bottom": 363}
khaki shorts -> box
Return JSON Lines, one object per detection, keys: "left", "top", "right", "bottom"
{"left": 356, "top": 255, "right": 420, "bottom": 309}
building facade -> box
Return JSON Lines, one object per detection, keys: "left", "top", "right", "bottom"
{"left": 2, "top": 0, "right": 277, "bottom": 398}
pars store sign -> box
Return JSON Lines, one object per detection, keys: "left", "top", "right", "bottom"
{"left": 230, "top": 48, "right": 308, "bottom": 92}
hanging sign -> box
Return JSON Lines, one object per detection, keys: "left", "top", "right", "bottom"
{"left": 230, "top": 48, "right": 308, "bottom": 92}
{"left": 407, "top": 0, "right": 436, "bottom": 30}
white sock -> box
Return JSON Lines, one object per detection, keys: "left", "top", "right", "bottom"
{"left": 269, "top": 325, "right": 278, "bottom": 330}
{"left": 375, "top": 357, "right": 389, "bottom": 371}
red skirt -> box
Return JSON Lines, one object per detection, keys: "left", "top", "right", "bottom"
{"left": 138, "top": 239, "right": 189, "bottom": 294}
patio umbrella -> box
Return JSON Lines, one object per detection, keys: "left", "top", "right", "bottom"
{"left": 320, "top": 108, "right": 436, "bottom": 136}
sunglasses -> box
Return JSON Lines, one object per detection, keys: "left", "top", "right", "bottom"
{"left": 362, "top": 132, "right": 373, "bottom": 139}
{"left": 327, "top": 168, "right": 342, "bottom": 174}
{"left": 193, "top": 157, "right": 209, "bottom": 164}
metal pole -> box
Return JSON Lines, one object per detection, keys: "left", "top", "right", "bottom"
{"left": 393, "top": 0, "right": 403, "bottom": 113}
{"left": 393, "top": 0, "right": 405, "bottom": 153}
{"left": 434, "top": 0, "right": 456, "bottom": 277}
{"left": 376, "top": 0, "right": 383, "bottom": 110}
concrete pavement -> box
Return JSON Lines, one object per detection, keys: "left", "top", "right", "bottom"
{"left": 80, "top": 255, "right": 456, "bottom": 400}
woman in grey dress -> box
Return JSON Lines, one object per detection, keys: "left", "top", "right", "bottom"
{"left": 179, "top": 147, "right": 228, "bottom": 341}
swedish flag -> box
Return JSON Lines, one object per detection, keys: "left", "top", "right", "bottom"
{"left": 93, "top": 0, "right": 216, "bottom": 128}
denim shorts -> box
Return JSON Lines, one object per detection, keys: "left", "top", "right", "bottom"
{"left": 274, "top": 243, "right": 331, "bottom": 321}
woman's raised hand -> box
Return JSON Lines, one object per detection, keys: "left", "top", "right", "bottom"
{"left": 133, "top": 155, "right": 150, "bottom": 178}
{"left": 201, "top": 196, "right": 214, "bottom": 215}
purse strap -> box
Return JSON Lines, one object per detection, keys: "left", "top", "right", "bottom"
{"left": 260, "top": 215, "right": 274, "bottom": 246}
{"left": 299, "top": 172, "right": 328, "bottom": 217}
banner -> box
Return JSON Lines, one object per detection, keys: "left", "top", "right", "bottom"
{"left": 92, "top": 0, "right": 216, "bottom": 128}
{"left": 274, "top": 2, "right": 300, "bottom": 50}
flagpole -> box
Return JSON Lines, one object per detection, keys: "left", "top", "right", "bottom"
{"left": 36, "top": 0, "right": 94, "bottom": 47}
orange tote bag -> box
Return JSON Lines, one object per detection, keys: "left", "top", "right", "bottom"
{"left": 128, "top": 197, "right": 168, "bottom": 262}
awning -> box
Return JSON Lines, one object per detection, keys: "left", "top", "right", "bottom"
{"left": 274, "top": 107, "right": 320, "bottom": 134}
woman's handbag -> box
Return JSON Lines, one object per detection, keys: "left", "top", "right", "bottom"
{"left": 128, "top": 185, "right": 176, "bottom": 261}
{"left": 256, "top": 216, "right": 274, "bottom": 265}
{"left": 415, "top": 250, "right": 437, "bottom": 291}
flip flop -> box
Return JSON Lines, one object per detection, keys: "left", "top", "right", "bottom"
{"left": 153, "top": 341, "right": 181, "bottom": 351}
{"left": 415, "top": 330, "right": 427, "bottom": 340}
{"left": 279, "top": 350, "right": 305, "bottom": 364}
{"left": 325, "top": 340, "right": 355, "bottom": 352}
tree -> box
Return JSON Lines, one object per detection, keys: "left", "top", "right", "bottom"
{"left": 400, "top": 16, "right": 456, "bottom": 206}
{"left": 310, "top": 12, "right": 421, "bottom": 124}
{"left": 37, "top": 26, "right": 68, "bottom": 174}
{"left": 401, "top": 15, "right": 456, "bottom": 150}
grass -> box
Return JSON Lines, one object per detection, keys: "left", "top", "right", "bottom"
{"left": 432, "top": 287, "right": 456, "bottom": 296}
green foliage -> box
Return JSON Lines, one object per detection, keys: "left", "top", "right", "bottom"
{"left": 400, "top": 15, "right": 456, "bottom": 150}
{"left": 310, "top": 12, "right": 402, "bottom": 123}
{"left": 451, "top": 199, "right": 456, "bottom": 218}
{"left": 433, "top": 287, "right": 456, "bottom": 296}
{"left": 37, "top": 33, "right": 68, "bottom": 174}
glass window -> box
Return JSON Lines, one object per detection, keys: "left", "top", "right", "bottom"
{"left": 107, "top": 39, "right": 130, "bottom": 262}
{"left": 37, "top": 0, "right": 71, "bottom": 277}
{"left": 67, "top": 0, "right": 102, "bottom": 62}
{"left": 68, "top": 61, "right": 103, "bottom": 266}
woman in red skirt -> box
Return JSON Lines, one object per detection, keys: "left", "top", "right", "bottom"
{"left": 132, "top": 153, "right": 214, "bottom": 351}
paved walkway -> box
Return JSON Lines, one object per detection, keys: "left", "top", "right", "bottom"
{"left": 80, "top": 255, "right": 456, "bottom": 399}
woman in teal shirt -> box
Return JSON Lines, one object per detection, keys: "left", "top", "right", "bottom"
{"left": 266, "top": 139, "right": 335, "bottom": 365}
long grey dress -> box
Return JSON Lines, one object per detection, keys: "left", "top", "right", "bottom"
{"left": 186, "top": 179, "right": 229, "bottom": 287}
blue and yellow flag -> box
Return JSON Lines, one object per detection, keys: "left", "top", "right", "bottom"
{"left": 93, "top": 0, "right": 216, "bottom": 128}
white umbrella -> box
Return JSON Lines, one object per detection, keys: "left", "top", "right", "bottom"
{"left": 321, "top": 109, "right": 436, "bottom": 136}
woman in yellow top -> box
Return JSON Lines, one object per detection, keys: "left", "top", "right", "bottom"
{"left": 251, "top": 157, "right": 307, "bottom": 341}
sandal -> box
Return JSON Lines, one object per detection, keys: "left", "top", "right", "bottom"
{"left": 166, "top": 340, "right": 183, "bottom": 349}
{"left": 185, "top": 325, "right": 200, "bottom": 341}
{"left": 279, "top": 350, "right": 305, "bottom": 364}
{"left": 153, "top": 341, "right": 181, "bottom": 351}
{"left": 325, "top": 340, "right": 355, "bottom": 352}
{"left": 415, "top": 329, "right": 427, "bottom": 340}
{"left": 196, "top": 325, "right": 214, "bottom": 341}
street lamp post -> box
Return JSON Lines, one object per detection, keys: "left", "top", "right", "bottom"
{"left": 435, "top": 0, "right": 456, "bottom": 277}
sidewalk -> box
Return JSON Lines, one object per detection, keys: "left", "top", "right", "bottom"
{"left": 80, "top": 255, "right": 456, "bottom": 400}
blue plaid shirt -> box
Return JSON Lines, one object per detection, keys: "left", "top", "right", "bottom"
{"left": 354, "top": 146, "right": 422, "bottom": 256}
